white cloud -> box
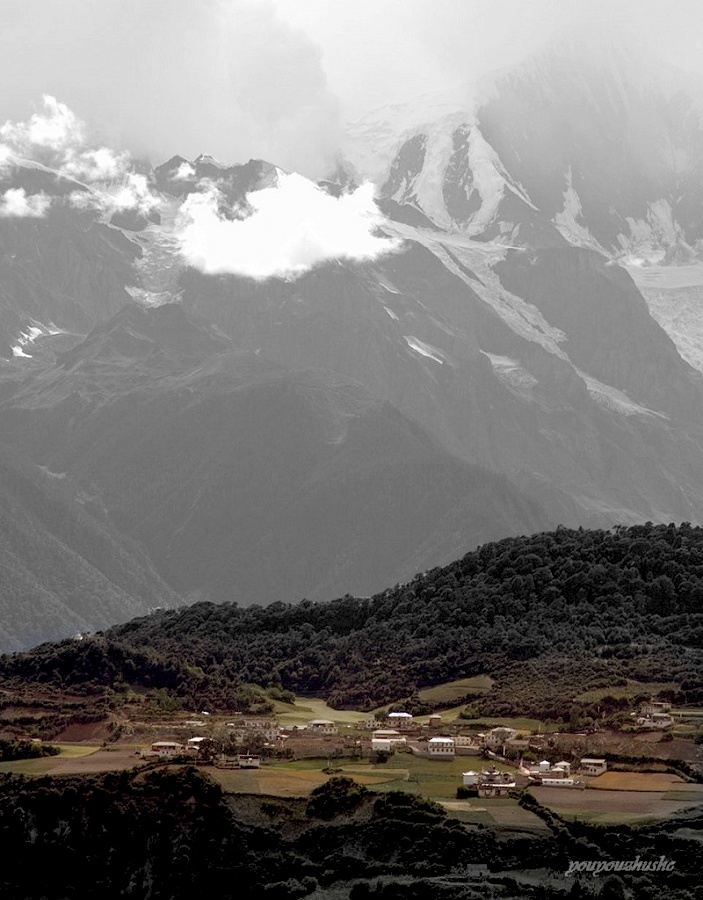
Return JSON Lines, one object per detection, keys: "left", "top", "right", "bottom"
{"left": 1, "top": 97, "right": 162, "bottom": 219}
{"left": 0, "top": 1, "right": 341, "bottom": 178}
{"left": 0, "top": 95, "right": 129, "bottom": 183}
{"left": 0, "top": 187, "right": 51, "bottom": 218}
{"left": 172, "top": 161, "right": 196, "bottom": 180}
{"left": 0, "top": 144, "right": 13, "bottom": 176}
{"left": 69, "top": 172, "right": 159, "bottom": 217}
{"left": 175, "top": 172, "right": 400, "bottom": 280}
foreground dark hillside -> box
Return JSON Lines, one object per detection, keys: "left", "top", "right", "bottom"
{"left": 0, "top": 767, "right": 700, "bottom": 899}
{"left": 3, "top": 523, "right": 702, "bottom": 717}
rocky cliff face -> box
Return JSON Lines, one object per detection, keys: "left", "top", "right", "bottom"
{"left": 345, "top": 35, "right": 703, "bottom": 261}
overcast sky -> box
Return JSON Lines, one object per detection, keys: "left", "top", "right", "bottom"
{"left": 2, "top": 1, "right": 703, "bottom": 175}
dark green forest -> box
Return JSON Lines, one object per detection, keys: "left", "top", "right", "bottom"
{"left": 0, "top": 767, "right": 700, "bottom": 899}
{"left": 2, "top": 523, "right": 702, "bottom": 717}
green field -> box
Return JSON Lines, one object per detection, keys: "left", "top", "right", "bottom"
{"left": 272, "top": 696, "right": 363, "bottom": 727}
{"left": 417, "top": 676, "right": 494, "bottom": 706}
{"left": 213, "top": 752, "right": 513, "bottom": 800}
{"left": 414, "top": 704, "right": 544, "bottom": 731}
{"left": 210, "top": 753, "right": 548, "bottom": 831}
{"left": 575, "top": 680, "right": 679, "bottom": 703}
{"left": 0, "top": 743, "right": 99, "bottom": 775}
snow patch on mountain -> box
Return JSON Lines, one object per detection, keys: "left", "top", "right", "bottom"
{"left": 404, "top": 335, "right": 445, "bottom": 364}
{"left": 11, "top": 320, "right": 65, "bottom": 359}
{"left": 617, "top": 199, "right": 688, "bottom": 264}
{"left": 385, "top": 221, "right": 569, "bottom": 359}
{"left": 481, "top": 352, "right": 538, "bottom": 395}
{"left": 576, "top": 368, "right": 667, "bottom": 419}
{"left": 407, "top": 124, "right": 457, "bottom": 228}
{"left": 629, "top": 263, "right": 703, "bottom": 373}
{"left": 553, "top": 167, "right": 599, "bottom": 249}
{"left": 345, "top": 85, "right": 474, "bottom": 183}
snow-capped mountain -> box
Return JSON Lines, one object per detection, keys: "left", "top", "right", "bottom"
{"left": 5, "top": 38, "right": 703, "bottom": 649}
{"left": 345, "top": 34, "right": 703, "bottom": 263}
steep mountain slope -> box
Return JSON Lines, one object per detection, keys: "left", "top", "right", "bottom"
{"left": 0, "top": 440, "right": 181, "bottom": 652}
{"left": 345, "top": 35, "right": 703, "bottom": 260}
{"left": 0, "top": 165, "right": 139, "bottom": 359}
{"left": 179, "top": 231, "right": 703, "bottom": 527}
{"left": 0, "top": 302, "right": 550, "bottom": 610}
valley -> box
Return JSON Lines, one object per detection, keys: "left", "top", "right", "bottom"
{"left": 2, "top": 15, "right": 703, "bottom": 896}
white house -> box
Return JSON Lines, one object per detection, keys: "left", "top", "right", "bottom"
{"left": 371, "top": 738, "right": 393, "bottom": 753}
{"left": 186, "top": 736, "right": 208, "bottom": 752}
{"left": 428, "top": 736, "right": 455, "bottom": 758}
{"left": 462, "top": 770, "right": 478, "bottom": 786}
{"left": 477, "top": 768, "right": 516, "bottom": 797}
{"left": 372, "top": 729, "right": 406, "bottom": 746}
{"left": 484, "top": 727, "right": 518, "bottom": 750}
{"left": 307, "top": 719, "right": 337, "bottom": 735}
{"left": 387, "top": 712, "right": 413, "bottom": 730}
{"left": 636, "top": 712, "right": 674, "bottom": 729}
{"left": 150, "top": 741, "right": 184, "bottom": 757}
{"left": 580, "top": 758, "right": 607, "bottom": 776}
{"left": 230, "top": 720, "right": 280, "bottom": 743}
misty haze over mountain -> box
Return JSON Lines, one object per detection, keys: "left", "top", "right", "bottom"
{"left": 2, "top": 2, "right": 703, "bottom": 654}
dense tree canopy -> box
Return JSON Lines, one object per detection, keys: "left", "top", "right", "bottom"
{"left": 2, "top": 523, "right": 702, "bottom": 715}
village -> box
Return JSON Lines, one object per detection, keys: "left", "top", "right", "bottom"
{"left": 134, "top": 699, "right": 687, "bottom": 799}
{"left": 3, "top": 681, "right": 703, "bottom": 830}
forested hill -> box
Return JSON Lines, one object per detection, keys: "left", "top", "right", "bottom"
{"left": 2, "top": 523, "right": 703, "bottom": 715}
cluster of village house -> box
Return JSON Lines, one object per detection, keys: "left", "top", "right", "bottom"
{"left": 142, "top": 708, "right": 613, "bottom": 790}
{"left": 633, "top": 701, "right": 675, "bottom": 729}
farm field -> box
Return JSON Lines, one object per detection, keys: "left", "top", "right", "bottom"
{"left": 414, "top": 704, "right": 545, "bottom": 731}
{"left": 272, "top": 697, "right": 363, "bottom": 727}
{"left": 211, "top": 753, "right": 515, "bottom": 801}
{"left": 441, "top": 798, "right": 550, "bottom": 832}
{"left": 417, "top": 676, "right": 494, "bottom": 706}
{"left": 0, "top": 743, "right": 133, "bottom": 776}
{"left": 574, "top": 680, "right": 678, "bottom": 703}
{"left": 211, "top": 762, "right": 405, "bottom": 797}
{"left": 589, "top": 771, "right": 703, "bottom": 792}
{"left": 532, "top": 775, "right": 703, "bottom": 825}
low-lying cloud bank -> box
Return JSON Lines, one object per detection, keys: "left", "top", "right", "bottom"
{"left": 0, "top": 95, "right": 128, "bottom": 183}
{"left": 0, "top": 96, "right": 160, "bottom": 219}
{"left": 0, "top": 187, "right": 51, "bottom": 218}
{"left": 1, "top": 97, "right": 399, "bottom": 277}
{"left": 176, "top": 172, "right": 400, "bottom": 280}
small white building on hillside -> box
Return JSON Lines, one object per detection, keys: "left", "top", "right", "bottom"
{"left": 428, "top": 736, "right": 455, "bottom": 758}
{"left": 372, "top": 729, "right": 406, "bottom": 746}
{"left": 150, "top": 741, "right": 184, "bottom": 757}
{"left": 484, "top": 727, "right": 518, "bottom": 750}
{"left": 307, "top": 719, "right": 337, "bottom": 735}
{"left": 580, "top": 758, "right": 607, "bottom": 776}
{"left": 387, "top": 712, "right": 413, "bottom": 730}
{"left": 636, "top": 712, "right": 674, "bottom": 729}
